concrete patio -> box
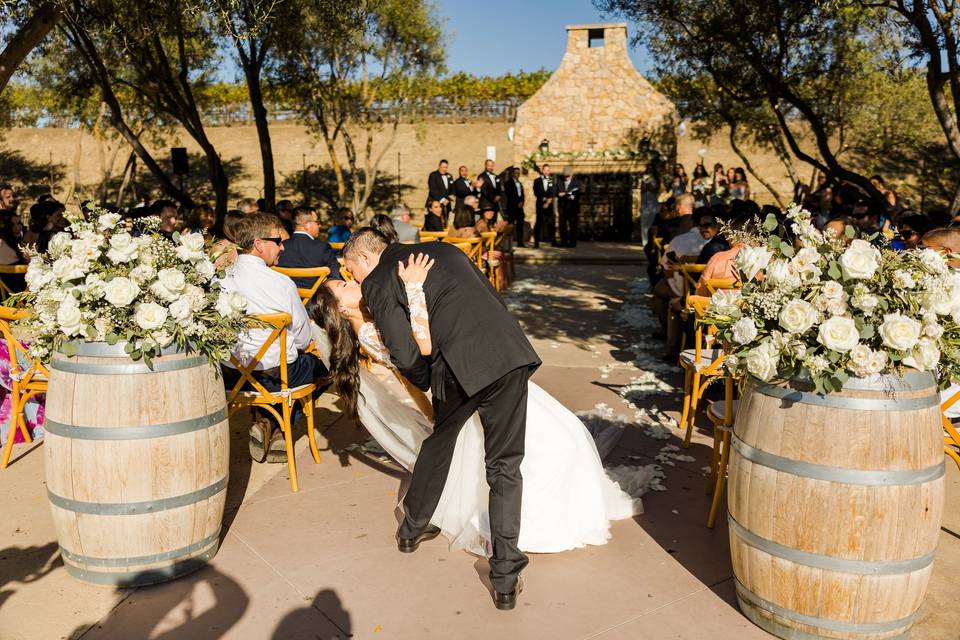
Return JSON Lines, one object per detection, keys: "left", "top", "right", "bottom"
{"left": 2, "top": 259, "right": 958, "bottom": 640}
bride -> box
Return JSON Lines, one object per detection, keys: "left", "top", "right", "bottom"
{"left": 307, "top": 256, "right": 642, "bottom": 556}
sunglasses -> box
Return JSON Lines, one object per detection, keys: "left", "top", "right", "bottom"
{"left": 258, "top": 237, "right": 283, "bottom": 245}
{"left": 344, "top": 216, "right": 355, "bottom": 222}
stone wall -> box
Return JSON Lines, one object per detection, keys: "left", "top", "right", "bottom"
{"left": 512, "top": 24, "right": 678, "bottom": 167}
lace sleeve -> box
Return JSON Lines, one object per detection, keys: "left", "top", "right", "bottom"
{"left": 357, "top": 322, "right": 392, "bottom": 366}
{"left": 404, "top": 282, "right": 432, "bottom": 356}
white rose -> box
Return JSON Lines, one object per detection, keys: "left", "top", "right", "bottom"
{"left": 765, "top": 260, "right": 801, "bottom": 290}
{"left": 215, "top": 290, "right": 248, "bottom": 317}
{"left": 708, "top": 289, "right": 742, "bottom": 319}
{"left": 93, "top": 317, "right": 113, "bottom": 340}
{"left": 103, "top": 276, "right": 140, "bottom": 307}
{"left": 182, "top": 284, "right": 208, "bottom": 312}
{"left": 71, "top": 234, "right": 102, "bottom": 264}
{"left": 134, "top": 302, "right": 169, "bottom": 331}
{"left": 51, "top": 255, "right": 85, "bottom": 282}
{"left": 848, "top": 344, "right": 873, "bottom": 377}
{"left": 866, "top": 350, "right": 888, "bottom": 375}
{"left": 919, "top": 248, "right": 948, "bottom": 273}
{"left": 194, "top": 258, "right": 216, "bottom": 282}
{"left": 853, "top": 292, "right": 880, "bottom": 315}
{"left": 839, "top": 239, "right": 880, "bottom": 280}
{"left": 107, "top": 232, "right": 139, "bottom": 263}
{"left": 827, "top": 298, "right": 849, "bottom": 317}
{"left": 175, "top": 232, "right": 207, "bottom": 263}
{"left": 47, "top": 232, "right": 71, "bottom": 258}
{"left": 129, "top": 263, "right": 157, "bottom": 284}
{"left": 731, "top": 317, "right": 758, "bottom": 344}
{"left": 821, "top": 281, "right": 846, "bottom": 300}
{"left": 817, "top": 316, "right": 859, "bottom": 353}
{"left": 25, "top": 261, "right": 54, "bottom": 291}
{"left": 97, "top": 212, "right": 121, "bottom": 231}
{"left": 879, "top": 312, "right": 922, "bottom": 352}
{"left": 779, "top": 299, "right": 818, "bottom": 334}
{"left": 150, "top": 329, "right": 174, "bottom": 348}
{"left": 903, "top": 337, "right": 940, "bottom": 371}
{"left": 169, "top": 297, "right": 193, "bottom": 326}
{"left": 735, "top": 245, "right": 773, "bottom": 281}
{"left": 57, "top": 297, "right": 84, "bottom": 337}
{"left": 792, "top": 247, "right": 821, "bottom": 270}
{"left": 892, "top": 270, "right": 916, "bottom": 289}
{"left": 150, "top": 268, "right": 187, "bottom": 302}
{"left": 745, "top": 342, "right": 779, "bottom": 382}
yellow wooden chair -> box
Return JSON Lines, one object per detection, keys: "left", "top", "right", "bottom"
{"left": 678, "top": 295, "right": 726, "bottom": 448}
{"left": 677, "top": 263, "right": 708, "bottom": 351}
{"left": 444, "top": 236, "right": 484, "bottom": 270}
{"left": 652, "top": 237, "right": 667, "bottom": 268}
{"left": 225, "top": 313, "right": 319, "bottom": 493}
{"left": 495, "top": 224, "right": 515, "bottom": 289}
{"left": 329, "top": 242, "right": 345, "bottom": 252}
{"left": 705, "top": 373, "right": 736, "bottom": 528}
{"left": 270, "top": 266, "right": 331, "bottom": 305}
{"left": 336, "top": 258, "right": 353, "bottom": 281}
{"left": 0, "top": 265, "right": 27, "bottom": 299}
{"left": 0, "top": 307, "right": 48, "bottom": 469}
{"left": 942, "top": 387, "right": 960, "bottom": 470}
{"left": 419, "top": 230, "right": 448, "bottom": 241}
{"left": 701, "top": 277, "right": 740, "bottom": 295}
{"left": 479, "top": 231, "right": 500, "bottom": 289}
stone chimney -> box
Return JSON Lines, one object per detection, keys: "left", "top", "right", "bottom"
{"left": 513, "top": 23, "right": 677, "bottom": 167}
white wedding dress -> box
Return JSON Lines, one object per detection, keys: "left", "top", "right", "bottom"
{"left": 325, "top": 283, "right": 642, "bottom": 557}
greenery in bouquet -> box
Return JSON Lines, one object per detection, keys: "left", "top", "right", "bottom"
{"left": 9, "top": 204, "right": 250, "bottom": 368}
{"left": 705, "top": 205, "right": 960, "bottom": 394}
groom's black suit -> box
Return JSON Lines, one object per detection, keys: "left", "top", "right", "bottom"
{"left": 362, "top": 241, "right": 541, "bottom": 593}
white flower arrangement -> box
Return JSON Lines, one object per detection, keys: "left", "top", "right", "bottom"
{"left": 705, "top": 204, "right": 960, "bottom": 394}
{"left": 11, "top": 204, "right": 250, "bottom": 367}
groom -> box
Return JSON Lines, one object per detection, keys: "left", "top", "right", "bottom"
{"left": 342, "top": 228, "right": 541, "bottom": 609}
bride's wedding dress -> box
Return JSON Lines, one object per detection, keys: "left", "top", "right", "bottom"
{"left": 345, "top": 315, "right": 643, "bottom": 556}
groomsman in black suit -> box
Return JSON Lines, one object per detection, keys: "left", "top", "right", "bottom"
{"left": 504, "top": 167, "right": 526, "bottom": 246}
{"left": 532, "top": 164, "right": 557, "bottom": 248}
{"left": 478, "top": 159, "right": 501, "bottom": 213}
{"left": 557, "top": 170, "right": 583, "bottom": 248}
{"left": 426, "top": 159, "right": 455, "bottom": 226}
{"left": 453, "top": 165, "right": 478, "bottom": 215}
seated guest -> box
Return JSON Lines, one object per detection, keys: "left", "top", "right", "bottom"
{"left": 183, "top": 204, "right": 216, "bottom": 237}
{"left": 211, "top": 209, "right": 245, "bottom": 270}
{"left": 29, "top": 201, "right": 67, "bottom": 253}
{"left": 276, "top": 199, "right": 295, "bottom": 235}
{"left": 389, "top": 204, "right": 420, "bottom": 242}
{"left": 447, "top": 207, "right": 479, "bottom": 239}
{"left": 150, "top": 199, "right": 181, "bottom": 239}
{"left": 370, "top": 214, "right": 400, "bottom": 244}
{"left": 237, "top": 197, "right": 259, "bottom": 215}
{"left": 695, "top": 215, "right": 753, "bottom": 296}
{"left": 327, "top": 207, "right": 354, "bottom": 243}
{"left": 422, "top": 198, "right": 445, "bottom": 232}
{"left": 896, "top": 213, "right": 932, "bottom": 251}
{"left": 277, "top": 206, "right": 342, "bottom": 288}
{"left": 695, "top": 214, "right": 726, "bottom": 264}
{"left": 218, "top": 213, "right": 329, "bottom": 460}
{"left": 475, "top": 207, "right": 508, "bottom": 235}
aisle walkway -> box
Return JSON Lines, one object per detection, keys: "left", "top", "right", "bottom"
{"left": 2, "top": 261, "right": 958, "bottom": 640}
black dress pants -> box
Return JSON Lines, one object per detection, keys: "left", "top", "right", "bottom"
{"left": 533, "top": 205, "right": 553, "bottom": 247}
{"left": 559, "top": 207, "right": 578, "bottom": 247}
{"left": 398, "top": 366, "right": 530, "bottom": 594}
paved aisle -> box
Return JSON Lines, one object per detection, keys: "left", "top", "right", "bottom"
{"left": 2, "top": 261, "right": 957, "bottom": 639}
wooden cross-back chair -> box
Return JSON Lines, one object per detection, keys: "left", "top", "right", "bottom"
{"left": 942, "top": 388, "right": 960, "bottom": 471}
{"left": 270, "top": 266, "right": 331, "bottom": 305}
{"left": 676, "top": 263, "right": 707, "bottom": 352}
{"left": 701, "top": 278, "right": 740, "bottom": 295}
{"left": 494, "top": 224, "right": 515, "bottom": 289}
{"left": 479, "top": 231, "right": 500, "bottom": 289}
{"left": 678, "top": 295, "right": 726, "bottom": 448}
{"left": 225, "top": 313, "right": 319, "bottom": 493}
{"left": 0, "top": 306, "right": 48, "bottom": 469}
{"left": 705, "top": 372, "right": 737, "bottom": 528}
{"left": 337, "top": 258, "right": 353, "bottom": 281}
{"left": 0, "top": 265, "right": 27, "bottom": 300}
{"left": 329, "top": 242, "right": 345, "bottom": 252}
{"left": 419, "top": 231, "right": 448, "bottom": 241}
{"left": 443, "top": 236, "right": 484, "bottom": 270}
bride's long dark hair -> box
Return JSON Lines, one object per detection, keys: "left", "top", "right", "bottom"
{"left": 307, "top": 284, "right": 361, "bottom": 421}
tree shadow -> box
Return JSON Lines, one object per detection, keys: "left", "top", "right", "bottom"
{"left": 271, "top": 588, "right": 352, "bottom": 639}
{"left": 279, "top": 166, "right": 415, "bottom": 218}
{"left": 0, "top": 541, "right": 61, "bottom": 616}
{"left": 0, "top": 147, "right": 66, "bottom": 200}
{"left": 69, "top": 566, "right": 249, "bottom": 640}
{"left": 99, "top": 152, "right": 250, "bottom": 207}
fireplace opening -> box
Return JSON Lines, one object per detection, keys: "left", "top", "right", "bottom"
{"left": 588, "top": 28, "right": 605, "bottom": 48}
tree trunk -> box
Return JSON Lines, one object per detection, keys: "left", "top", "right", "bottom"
{"left": 116, "top": 150, "right": 136, "bottom": 207}
{"left": 728, "top": 121, "right": 786, "bottom": 208}
{"left": 950, "top": 181, "right": 960, "bottom": 215}
{"left": 0, "top": 3, "right": 60, "bottom": 94}
{"left": 240, "top": 49, "right": 276, "bottom": 211}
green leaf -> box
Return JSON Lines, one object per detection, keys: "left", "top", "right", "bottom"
{"left": 827, "top": 349, "right": 841, "bottom": 363}
{"left": 61, "top": 341, "right": 78, "bottom": 357}
{"left": 72, "top": 289, "right": 82, "bottom": 300}
{"left": 859, "top": 323, "right": 875, "bottom": 340}
{"left": 768, "top": 235, "right": 781, "bottom": 249}
{"left": 130, "top": 349, "right": 142, "bottom": 360}
{"left": 844, "top": 225, "right": 855, "bottom": 239}
{"left": 828, "top": 261, "right": 842, "bottom": 279}
{"left": 763, "top": 214, "right": 778, "bottom": 231}
{"left": 780, "top": 244, "right": 795, "bottom": 258}
{"left": 105, "top": 332, "right": 119, "bottom": 345}
{"left": 84, "top": 325, "right": 97, "bottom": 340}
{"left": 142, "top": 353, "right": 153, "bottom": 369}
{"left": 124, "top": 342, "right": 135, "bottom": 354}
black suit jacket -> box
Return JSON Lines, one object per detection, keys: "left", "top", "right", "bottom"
{"left": 426, "top": 170, "right": 453, "bottom": 206}
{"left": 478, "top": 172, "right": 500, "bottom": 211}
{"left": 504, "top": 179, "right": 524, "bottom": 211}
{"left": 277, "top": 232, "right": 342, "bottom": 288}
{"left": 533, "top": 175, "right": 556, "bottom": 211}
{"left": 557, "top": 177, "right": 583, "bottom": 214}
{"left": 361, "top": 242, "right": 541, "bottom": 397}
{"left": 453, "top": 177, "right": 477, "bottom": 212}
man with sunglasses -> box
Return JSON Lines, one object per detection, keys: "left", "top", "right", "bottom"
{"left": 328, "top": 207, "right": 355, "bottom": 244}
{"left": 278, "top": 206, "right": 342, "bottom": 287}
{"left": 219, "top": 213, "right": 328, "bottom": 462}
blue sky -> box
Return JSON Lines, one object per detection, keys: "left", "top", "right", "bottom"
{"left": 435, "top": 0, "right": 654, "bottom": 76}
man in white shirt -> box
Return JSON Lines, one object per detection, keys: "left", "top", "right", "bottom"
{"left": 219, "top": 213, "right": 328, "bottom": 461}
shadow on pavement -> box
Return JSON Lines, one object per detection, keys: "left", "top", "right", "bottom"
{"left": 272, "top": 588, "right": 352, "bottom": 639}
{"left": 0, "top": 541, "right": 60, "bottom": 617}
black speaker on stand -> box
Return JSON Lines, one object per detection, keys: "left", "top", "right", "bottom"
{"left": 171, "top": 147, "right": 189, "bottom": 192}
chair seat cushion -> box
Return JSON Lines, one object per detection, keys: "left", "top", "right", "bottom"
{"left": 707, "top": 400, "right": 739, "bottom": 430}
{"left": 679, "top": 348, "right": 723, "bottom": 370}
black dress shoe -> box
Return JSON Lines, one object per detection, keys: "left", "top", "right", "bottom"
{"left": 494, "top": 576, "right": 523, "bottom": 611}
{"left": 396, "top": 525, "right": 441, "bottom": 553}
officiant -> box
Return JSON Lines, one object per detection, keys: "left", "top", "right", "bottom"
{"left": 557, "top": 169, "right": 583, "bottom": 248}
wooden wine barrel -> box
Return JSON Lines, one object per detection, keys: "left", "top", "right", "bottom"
{"left": 728, "top": 371, "right": 945, "bottom": 640}
{"left": 44, "top": 342, "right": 229, "bottom": 587}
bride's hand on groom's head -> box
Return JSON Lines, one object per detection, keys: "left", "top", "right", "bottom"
{"left": 398, "top": 253, "right": 435, "bottom": 285}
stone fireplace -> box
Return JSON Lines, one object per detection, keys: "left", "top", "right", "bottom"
{"left": 513, "top": 23, "right": 677, "bottom": 241}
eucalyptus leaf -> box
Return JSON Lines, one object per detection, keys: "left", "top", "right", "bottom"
{"left": 844, "top": 225, "right": 855, "bottom": 239}
{"left": 124, "top": 342, "right": 135, "bottom": 354}
{"left": 828, "top": 262, "right": 842, "bottom": 279}
{"left": 105, "top": 332, "right": 119, "bottom": 345}
{"left": 61, "top": 342, "right": 78, "bottom": 357}
{"left": 859, "top": 323, "right": 875, "bottom": 340}
{"left": 780, "top": 244, "right": 795, "bottom": 258}
{"left": 84, "top": 325, "right": 97, "bottom": 340}
{"left": 763, "top": 214, "right": 778, "bottom": 231}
